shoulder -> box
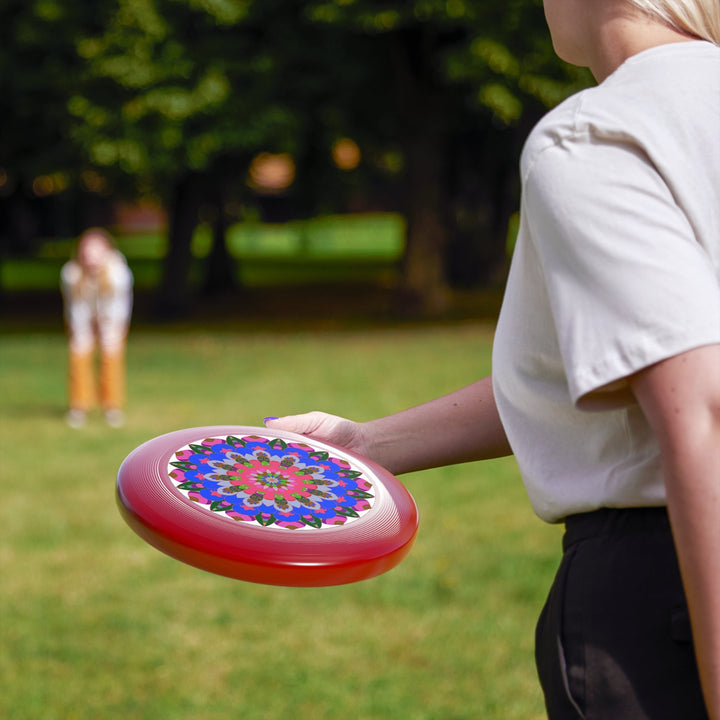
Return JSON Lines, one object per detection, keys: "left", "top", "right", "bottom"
{"left": 520, "top": 91, "right": 588, "bottom": 181}
{"left": 522, "top": 41, "right": 720, "bottom": 183}
{"left": 105, "top": 251, "right": 133, "bottom": 285}
{"left": 520, "top": 73, "right": 643, "bottom": 183}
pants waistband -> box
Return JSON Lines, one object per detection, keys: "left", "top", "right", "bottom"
{"left": 563, "top": 506, "right": 670, "bottom": 552}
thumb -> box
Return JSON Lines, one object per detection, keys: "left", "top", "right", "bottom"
{"left": 263, "top": 411, "right": 360, "bottom": 450}
{"left": 263, "top": 412, "right": 323, "bottom": 435}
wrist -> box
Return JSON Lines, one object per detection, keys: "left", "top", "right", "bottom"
{"left": 358, "top": 420, "right": 396, "bottom": 473}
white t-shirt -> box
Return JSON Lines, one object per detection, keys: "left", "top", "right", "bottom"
{"left": 61, "top": 250, "right": 134, "bottom": 353}
{"left": 492, "top": 41, "right": 720, "bottom": 523}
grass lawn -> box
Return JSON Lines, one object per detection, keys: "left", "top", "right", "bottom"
{"left": 0, "top": 322, "right": 561, "bottom": 720}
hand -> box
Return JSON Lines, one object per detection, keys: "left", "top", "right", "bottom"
{"left": 264, "top": 411, "right": 370, "bottom": 457}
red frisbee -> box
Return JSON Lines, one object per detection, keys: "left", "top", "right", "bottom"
{"left": 116, "top": 426, "right": 419, "bottom": 587}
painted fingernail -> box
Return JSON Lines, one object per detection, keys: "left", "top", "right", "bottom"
{"left": 263, "top": 416, "right": 279, "bottom": 424}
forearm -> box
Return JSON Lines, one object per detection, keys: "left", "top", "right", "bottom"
{"left": 360, "top": 375, "right": 512, "bottom": 475}
{"left": 664, "top": 439, "right": 720, "bottom": 719}
{"left": 631, "top": 345, "right": 720, "bottom": 718}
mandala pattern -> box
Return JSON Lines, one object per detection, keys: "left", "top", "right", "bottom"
{"left": 167, "top": 435, "right": 375, "bottom": 530}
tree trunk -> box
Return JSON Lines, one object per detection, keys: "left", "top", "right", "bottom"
{"left": 445, "top": 123, "right": 521, "bottom": 288}
{"left": 155, "top": 172, "right": 203, "bottom": 319}
{"left": 202, "top": 182, "right": 237, "bottom": 297}
{"left": 392, "top": 28, "right": 451, "bottom": 316}
{"left": 401, "top": 130, "right": 450, "bottom": 314}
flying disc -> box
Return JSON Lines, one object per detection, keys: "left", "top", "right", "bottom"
{"left": 116, "top": 426, "right": 419, "bottom": 587}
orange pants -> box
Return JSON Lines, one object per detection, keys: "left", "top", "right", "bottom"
{"left": 68, "top": 345, "right": 126, "bottom": 412}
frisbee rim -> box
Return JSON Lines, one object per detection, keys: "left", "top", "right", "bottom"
{"left": 116, "top": 425, "right": 419, "bottom": 586}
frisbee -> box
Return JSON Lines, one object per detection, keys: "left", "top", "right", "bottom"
{"left": 116, "top": 426, "right": 419, "bottom": 587}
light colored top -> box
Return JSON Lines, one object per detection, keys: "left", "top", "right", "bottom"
{"left": 492, "top": 41, "right": 720, "bottom": 523}
{"left": 61, "top": 250, "right": 133, "bottom": 353}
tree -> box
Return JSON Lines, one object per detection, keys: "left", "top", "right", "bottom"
{"left": 0, "top": 0, "right": 592, "bottom": 315}
{"left": 303, "top": 0, "right": 592, "bottom": 312}
{"left": 69, "top": 0, "right": 369, "bottom": 315}
{"left": 0, "top": 0, "right": 97, "bottom": 256}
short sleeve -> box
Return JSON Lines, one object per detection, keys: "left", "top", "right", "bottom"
{"left": 525, "top": 135, "right": 720, "bottom": 407}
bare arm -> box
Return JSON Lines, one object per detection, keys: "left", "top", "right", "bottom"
{"left": 265, "top": 375, "right": 512, "bottom": 475}
{"left": 630, "top": 344, "right": 720, "bottom": 719}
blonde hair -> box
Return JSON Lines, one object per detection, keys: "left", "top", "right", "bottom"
{"left": 627, "top": 0, "right": 720, "bottom": 44}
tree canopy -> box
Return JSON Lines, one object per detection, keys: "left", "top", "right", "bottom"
{"left": 0, "top": 0, "right": 593, "bottom": 314}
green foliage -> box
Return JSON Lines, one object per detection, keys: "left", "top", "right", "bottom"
{"left": 0, "top": 0, "right": 591, "bottom": 194}
{"left": 0, "top": 1, "right": 88, "bottom": 177}
{"left": 303, "top": 0, "right": 592, "bottom": 124}
{"left": 0, "top": 0, "right": 592, "bottom": 303}
{"left": 0, "top": 325, "right": 560, "bottom": 720}
{"left": 67, "top": 0, "right": 305, "bottom": 183}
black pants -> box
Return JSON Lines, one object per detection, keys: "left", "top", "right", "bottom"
{"left": 535, "top": 507, "right": 708, "bottom": 719}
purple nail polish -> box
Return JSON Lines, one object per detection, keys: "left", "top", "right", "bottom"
{"left": 263, "top": 416, "right": 278, "bottom": 424}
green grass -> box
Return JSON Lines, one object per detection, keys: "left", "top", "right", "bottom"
{"left": 0, "top": 324, "right": 561, "bottom": 719}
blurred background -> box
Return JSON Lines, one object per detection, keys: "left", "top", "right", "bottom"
{"left": 0, "top": 2, "right": 590, "bottom": 718}
{"left": 0, "top": 0, "right": 591, "bottom": 325}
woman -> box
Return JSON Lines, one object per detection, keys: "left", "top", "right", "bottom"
{"left": 61, "top": 228, "right": 133, "bottom": 428}
{"left": 267, "top": 1, "right": 720, "bottom": 717}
